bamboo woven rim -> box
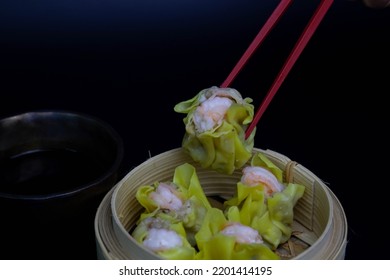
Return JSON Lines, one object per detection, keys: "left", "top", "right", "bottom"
{"left": 95, "top": 147, "right": 347, "bottom": 260}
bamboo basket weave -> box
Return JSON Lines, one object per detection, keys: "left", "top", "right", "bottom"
{"left": 95, "top": 147, "right": 347, "bottom": 260}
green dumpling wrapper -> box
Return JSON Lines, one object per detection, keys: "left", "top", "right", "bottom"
{"left": 224, "top": 184, "right": 267, "bottom": 226}
{"left": 267, "top": 183, "right": 306, "bottom": 239}
{"left": 247, "top": 183, "right": 305, "bottom": 249}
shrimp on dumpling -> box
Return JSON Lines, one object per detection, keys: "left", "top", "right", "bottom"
{"left": 220, "top": 222, "right": 264, "bottom": 244}
{"left": 148, "top": 182, "right": 184, "bottom": 211}
{"left": 193, "top": 95, "right": 233, "bottom": 133}
{"left": 241, "top": 166, "right": 285, "bottom": 196}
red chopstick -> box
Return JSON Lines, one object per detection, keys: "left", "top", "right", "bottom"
{"left": 220, "top": 0, "right": 293, "bottom": 88}
{"left": 220, "top": 0, "right": 334, "bottom": 140}
{"left": 245, "top": 0, "right": 333, "bottom": 139}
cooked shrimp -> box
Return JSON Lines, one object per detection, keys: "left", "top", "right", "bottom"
{"left": 193, "top": 96, "right": 233, "bottom": 133}
{"left": 220, "top": 222, "right": 263, "bottom": 244}
{"left": 241, "top": 166, "right": 284, "bottom": 195}
{"left": 149, "top": 183, "right": 183, "bottom": 211}
{"left": 143, "top": 228, "right": 183, "bottom": 252}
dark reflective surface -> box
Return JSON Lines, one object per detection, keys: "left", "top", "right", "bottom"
{"left": 0, "top": 0, "right": 389, "bottom": 259}
{"left": 0, "top": 148, "right": 106, "bottom": 196}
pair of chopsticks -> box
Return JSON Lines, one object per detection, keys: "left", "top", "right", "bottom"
{"left": 220, "top": 0, "right": 334, "bottom": 139}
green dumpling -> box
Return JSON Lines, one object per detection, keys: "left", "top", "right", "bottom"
{"left": 194, "top": 207, "right": 279, "bottom": 260}
{"left": 132, "top": 216, "right": 196, "bottom": 260}
{"left": 174, "top": 86, "right": 255, "bottom": 175}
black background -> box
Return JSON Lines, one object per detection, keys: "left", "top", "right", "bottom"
{"left": 0, "top": 0, "right": 389, "bottom": 260}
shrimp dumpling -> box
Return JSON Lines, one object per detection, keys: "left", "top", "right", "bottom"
{"left": 174, "top": 86, "right": 255, "bottom": 175}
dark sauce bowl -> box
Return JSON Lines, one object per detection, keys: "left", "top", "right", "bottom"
{"left": 0, "top": 111, "right": 124, "bottom": 259}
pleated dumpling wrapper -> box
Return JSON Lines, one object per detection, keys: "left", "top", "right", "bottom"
{"left": 224, "top": 152, "right": 306, "bottom": 249}
{"left": 194, "top": 207, "right": 279, "bottom": 260}
{"left": 174, "top": 86, "right": 255, "bottom": 175}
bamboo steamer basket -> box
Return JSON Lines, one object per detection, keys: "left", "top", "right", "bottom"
{"left": 95, "top": 147, "right": 347, "bottom": 260}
